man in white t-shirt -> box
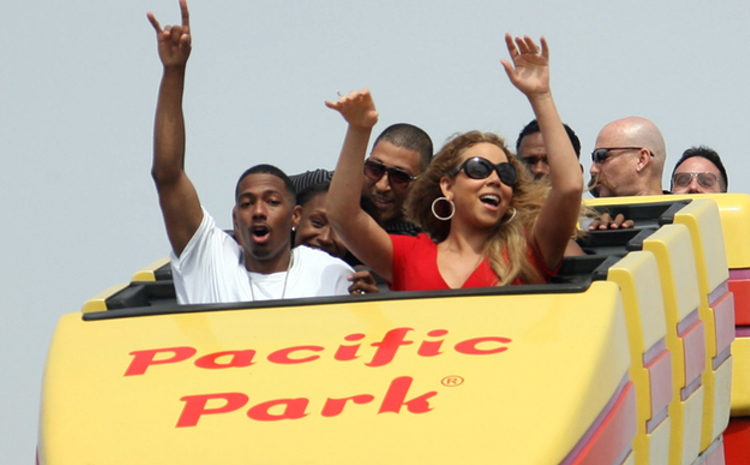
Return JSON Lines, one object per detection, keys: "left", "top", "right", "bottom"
{"left": 148, "top": 1, "right": 352, "bottom": 304}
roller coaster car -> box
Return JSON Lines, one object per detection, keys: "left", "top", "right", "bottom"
{"left": 37, "top": 194, "right": 750, "bottom": 465}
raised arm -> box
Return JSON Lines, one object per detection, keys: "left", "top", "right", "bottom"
{"left": 501, "top": 34, "right": 583, "bottom": 269}
{"left": 325, "top": 90, "right": 395, "bottom": 282}
{"left": 148, "top": 0, "right": 202, "bottom": 257}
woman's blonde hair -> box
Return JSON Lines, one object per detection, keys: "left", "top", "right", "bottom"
{"left": 404, "top": 130, "right": 551, "bottom": 285}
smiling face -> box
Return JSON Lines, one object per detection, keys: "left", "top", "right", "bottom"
{"left": 233, "top": 173, "right": 300, "bottom": 271}
{"left": 362, "top": 140, "right": 422, "bottom": 225}
{"left": 293, "top": 191, "right": 347, "bottom": 259}
{"left": 441, "top": 142, "right": 514, "bottom": 231}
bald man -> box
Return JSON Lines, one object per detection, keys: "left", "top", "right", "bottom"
{"left": 589, "top": 116, "right": 667, "bottom": 197}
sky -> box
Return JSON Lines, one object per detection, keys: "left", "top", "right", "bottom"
{"left": 2, "top": 0, "right": 750, "bottom": 462}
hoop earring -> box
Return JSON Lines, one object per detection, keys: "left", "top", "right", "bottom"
{"left": 502, "top": 207, "right": 517, "bottom": 225}
{"left": 431, "top": 196, "right": 455, "bottom": 221}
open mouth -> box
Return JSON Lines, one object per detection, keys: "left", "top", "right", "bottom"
{"left": 251, "top": 225, "right": 271, "bottom": 243}
{"left": 479, "top": 194, "right": 501, "bottom": 207}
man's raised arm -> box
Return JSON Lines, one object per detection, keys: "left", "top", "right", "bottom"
{"left": 148, "top": 0, "right": 202, "bottom": 257}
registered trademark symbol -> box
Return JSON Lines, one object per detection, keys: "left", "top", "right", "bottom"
{"left": 441, "top": 375, "right": 464, "bottom": 387}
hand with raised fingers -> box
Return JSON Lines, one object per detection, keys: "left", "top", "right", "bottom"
{"left": 325, "top": 89, "right": 379, "bottom": 129}
{"left": 501, "top": 34, "right": 550, "bottom": 98}
{"left": 147, "top": 0, "right": 191, "bottom": 68}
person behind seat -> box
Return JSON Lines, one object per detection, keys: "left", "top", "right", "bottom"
{"left": 361, "top": 123, "right": 433, "bottom": 236}
{"left": 515, "top": 119, "right": 588, "bottom": 255}
{"left": 326, "top": 34, "right": 582, "bottom": 290}
{"left": 516, "top": 119, "right": 581, "bottom": 180}
{"left": 589, "top": 116, "right": 667, "bottom": 197}
{"left": 670, "top": 146, "right": 728, "bottom": 194}
{"left": 289, "top": 122, "right": 431, "bottom": 237}
{"left": 294, "top": 183, "right": 378, "bottom": 294}
{"left": 147, "top": 0, "right": 352, "bottom": 304}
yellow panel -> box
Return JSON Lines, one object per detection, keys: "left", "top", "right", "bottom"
{"left": 80, "top": 283, "right": 129, "bottom": 313}
{"left": 607, "top": 251, "right": 667, "bottom": 465}
{"left": 647, "top": 417, "right": 671, "bottom": 465}
{"left": 608, "top": 251, "right": 667, "bottom": 352}
{"left": 131, "top": 257, "right": 171, "bottom": 282}
{"left": 584, "top": 193, "right": 670, "bottom": 208}
{"left": 667, "top": 199, "right": 730, "bottom": 451}
{"left": 731, "top": 337, "right": 750, "bottom": 415}
{"left": 680, "top": 389, "right": 704, "bottom": 465}
{"left": 585, "top": 193, "right": 750, "bottom": 269}
{"left": 642, "top": 225, "right": 704, "bottom": 465}
{"left": 710, "top": 193, "right": 750, "bottom": 269}
{"left": 642, "top": 225, "right": 700, "bottom": 325}
{"left": 40, "top": 283, "right": 631, "bottom": 465}
{"left": 712, "top": 357, "right": 732, "bottom": 438}
{"left": 673, "top": 198, "right": 728, "bottom": 297}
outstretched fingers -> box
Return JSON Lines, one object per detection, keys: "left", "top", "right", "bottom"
{"left": 515, "top": 36, "right": 533, "bottom": 55}
{"left": 147, "top": 0, "right": 190, "bottom": 38}
{"left": 504, "top": 33, "right": 518, "bottom": 59}
{"left": 147, "top": 12, "right": 162, "bottom": 34}
{"left": 540, "top": 36, "right": 549, "bottom": 59}
{"left": 179, "top": 0, "right": 190, "bottom": 29}
{"left": 505, "top": 34, "right": 547, "bottom": 60}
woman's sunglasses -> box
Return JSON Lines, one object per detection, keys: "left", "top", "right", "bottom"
{"left": 363, "top": 159, "right": 417, "bottom": 188}
{"left": 452, "top": 157, "right": 518, "bottom": 186}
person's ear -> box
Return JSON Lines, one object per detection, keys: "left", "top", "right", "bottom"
{"left": 635, "top": 148, "right": 651, "bottom": 172}
{"left": 232, "top": 207, "right": 244, "bottom": 246}
{"left": 439, "top": 176, "right": 454, "bottom": 200}
{"left": 291, "top": 205, "right": 302, "bottom": 230}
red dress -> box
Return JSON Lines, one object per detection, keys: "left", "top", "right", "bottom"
{"left": 389, "top": 233, "right": 556, "bottom": 291}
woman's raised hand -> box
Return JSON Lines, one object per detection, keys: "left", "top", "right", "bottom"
{"left": 501, "top": 34, "right": 550, "bottom": 98}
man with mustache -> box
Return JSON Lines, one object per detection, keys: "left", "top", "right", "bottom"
{"left": 589, "top": 116, "right": 667, "bottom": 197}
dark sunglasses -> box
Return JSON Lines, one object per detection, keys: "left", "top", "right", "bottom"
{"left": 672, "top": 172, "right": 718, "bottom": 188}
{"left": 363, "top": 159, "right": 417, "bottom": 187}
{"left": 452, "top": 157, "right": 518, "bottom": 186}
{"left": 591, "top": 146, "right": 646, "bottom": 163}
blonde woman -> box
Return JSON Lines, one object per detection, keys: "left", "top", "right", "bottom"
{"left": 327, "top": 35, "right": 582, "bottom": 290}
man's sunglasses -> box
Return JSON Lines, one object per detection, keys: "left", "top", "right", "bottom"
{"left": 363, "top": 159, "right": 417, "bottom": 187}
{"left": 591, "top": 146, "right": 648, "bottom": 163}
{"left": 672, "top": 172, "right": 718, "bottom": 189}
{"left": 452, "top": 157, "right": 518, "bottom": 186}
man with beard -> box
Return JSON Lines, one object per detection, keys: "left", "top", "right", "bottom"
{"left": 291, "top": 123, "right": 432, "bottom": 236}
{"left": 360, "top": 123, "right": 433, "bottom": 235}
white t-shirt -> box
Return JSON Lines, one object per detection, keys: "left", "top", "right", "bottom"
{"left": 170, "top": 209, "right": 354, "bottom": 304}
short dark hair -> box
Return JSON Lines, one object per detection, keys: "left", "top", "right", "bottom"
{"left": 235, "top": 164, "right": 296, "bottom": 202}
{"left": 671, "top": 146, "right": 728, "bottom": 192}
{"left": 515, "top": 119, "right": 581, "bottom": 159}
{"left": 296, "top": 182, "right": 330, "bottom": 207}
{"left": 372, "top": 123, "right": 433, "bottom": 170}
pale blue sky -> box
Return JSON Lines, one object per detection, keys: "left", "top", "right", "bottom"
{"left": 3, "top": 0, "right": 749, "bottom": 462}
